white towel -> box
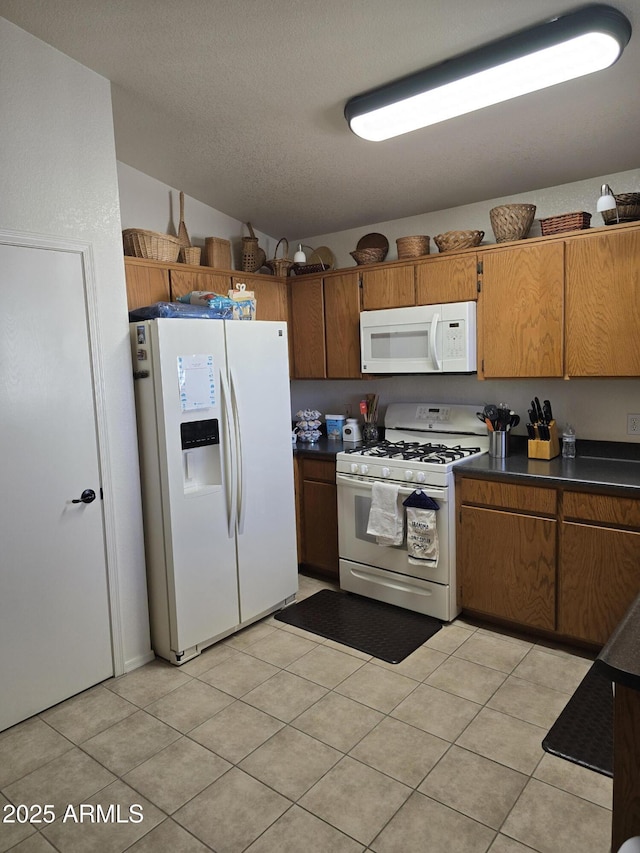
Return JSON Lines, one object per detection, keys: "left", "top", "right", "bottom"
{"left": 406, "top": 507, "right": 439, "bottom": 566}
{"left": 367, "top": 481, "right": 404, "bottom": 546}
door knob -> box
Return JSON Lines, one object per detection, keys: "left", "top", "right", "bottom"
{"left": 72, "top": 489, "right": 96, "bottom": 504}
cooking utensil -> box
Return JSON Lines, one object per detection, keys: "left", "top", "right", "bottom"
{"left": 534, "top": 397, "right": 544, "bottom": 424}
{"left": 177, "top": 191, "right": 191, "bottom": 250}
{"left": 543, "top": 399, "right": 553, "bottom": 423}
{"left": 483, "top": 404, "right": 499, "bottom": 424}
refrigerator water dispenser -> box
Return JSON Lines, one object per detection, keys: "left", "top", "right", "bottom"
{"left": 180, "top": 419, "right": 221, "bottom": 492}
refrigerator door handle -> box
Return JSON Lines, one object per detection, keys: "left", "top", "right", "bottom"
{"left": 229, "top": 367, "right": 246, "bottom": 535}
{"left": 219, "top": 370, "right": 237, "bottom": 538}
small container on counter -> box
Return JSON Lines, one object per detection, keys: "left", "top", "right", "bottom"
{"left": 562, "top": 424, "right": 576, "bottom": 458}
{"left": 325, "top": 414, "right": 346, "bottom": 439}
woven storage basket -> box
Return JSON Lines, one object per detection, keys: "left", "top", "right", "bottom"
{"left": 602, "top": 193, "right": 640, "bottom": 225}
{"left": 123, "top": 229, "right": 180, "bottom": 262}
{"left": 241, "top": 222, "right": 265, "bottom": 272}
{"left": 489, "top": 204, "right": 536, "bottom": 243}
{"left": 266, "top": 238, "right": 294, "bottom": 276}
{"left": 434, "top": 230, "right": 484, "bottom": 253}
{"left": 292, "top": 247, "right": 334, "bottom": 276}
{"left": 350, "top": 247, "right": 388, "bottom": 265}
{"left": 180, "top": 246, "right": 202, "bottom": 265}
{"left": 396, "top": 235, "right": 430, "bottom": 259}
{"left": 205, "top": 237, "right": 232, "bottom": 269}
{"left": 539, "top": 212, "right": 591, "bottom": 236}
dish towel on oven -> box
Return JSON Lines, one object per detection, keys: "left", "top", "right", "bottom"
{"left": 406, "top": 507, "right": 439, "bottom": 566}
{"left": 367, "top": 481, "right": 404, "bottom": 546}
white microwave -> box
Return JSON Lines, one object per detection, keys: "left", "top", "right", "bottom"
{"left": 360, "top": 301, "right": 476, "bottom": 374}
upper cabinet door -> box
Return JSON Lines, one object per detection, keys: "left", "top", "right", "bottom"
{"left": 480, "top": 242, "right": 564, "bottom": 378}
{"left": 415, "top": 253, "right": 478, "bottom": 305}
{"left": 231, "top": 274, "right": 288, "bottom": 322}
{"left": 361, "top": 264, "right": 415, "bottom": 310}
{"left": 124, "top": 259, "right": 170, "bottom": 310}
{"left": 324, "top": 271, "right": 361, "bottom": 378}
{"left": 290, "top": 275, "right": 326, "bottom": 378}
{"left": 169, "top": 268, "right": 232, "bottom": 300}
{"left": 565, "top": 228, "right": 640, "bottom": 377}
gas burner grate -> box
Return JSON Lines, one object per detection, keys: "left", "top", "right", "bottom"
{"left": 343, "top": 440, "right": 482, "bottom": 463}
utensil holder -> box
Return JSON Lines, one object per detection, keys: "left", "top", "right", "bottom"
{"left": 489, "top": 431, "right": 508, "bottom": 458}
{"left": 528, "top": 421, "right": 560, "bottom": 460}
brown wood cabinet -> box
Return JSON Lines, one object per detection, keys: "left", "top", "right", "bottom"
{"left": 124, "top": 259, "right": 170, "bottom": 309}
{"left": 479, "top": 241, "right": 564, "bottom": 378}
{"left": 361, "top": 264, "right": 415, "bottom": 309}
{"left": 565, "top": 228, "right": 640, "bottom": 376}
{"left": 124, "top": 258, "right": 288, "bottom": 322}
{"left": 296, "top": 456, "right": 339, "bottom": 578}
{"left": 289, "top": 275, "right": 326, "bottom": 378}
{"left": 458, "top": 473, "right": 640, "bottom": 646}
{"left": 559, "top": 491, "right": 640, "bottom": 645}
{"left": 457, "top": 478, "right": 556, "bottom": 631}
{"left": 289, "top": 273, "right": 361, "bottom": 379}
{"left": 415, "top": 253, "right": 478, "bottom": 305}
{"left": 324, "top": 272, "right": 361, "bottom": 378}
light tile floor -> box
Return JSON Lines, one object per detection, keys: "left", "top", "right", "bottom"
{"left": 0, "top": 573, "right": 614, "bottom": 853}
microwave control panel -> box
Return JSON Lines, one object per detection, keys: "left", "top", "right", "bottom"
{"left": 444, "top": 320, "right": 467, "bottom": 360}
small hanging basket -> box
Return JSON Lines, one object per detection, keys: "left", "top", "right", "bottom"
{"left": 241, "top": 222, "right": 266, "bottom": 272}
{"left": 266, "top": 238, "right": 294, "bottom": 276}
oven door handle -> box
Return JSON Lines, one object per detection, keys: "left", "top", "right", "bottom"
{"left": 336, "top": 473, "right": 447, "bottom": 502}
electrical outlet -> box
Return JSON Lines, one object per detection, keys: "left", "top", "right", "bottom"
{"left": 628, "top": 414, "right": 640, "bottom": 435}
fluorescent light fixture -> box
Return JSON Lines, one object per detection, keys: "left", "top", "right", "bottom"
{"left": 345, "top": 5, "right": 631, "bottom": 141}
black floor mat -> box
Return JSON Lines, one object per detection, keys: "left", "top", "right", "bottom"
{"left": 275, "top": 589, "right": 442, "bottom": 664}
{"left": 542, "top": 662, "right": 613, "bottom": 777}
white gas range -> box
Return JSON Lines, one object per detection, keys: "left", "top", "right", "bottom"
{"left": 336, "top": 402, "right": 489, "bottom": 621}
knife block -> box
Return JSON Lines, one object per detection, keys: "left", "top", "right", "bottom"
{"left": 528, "top": 421, "right": 560, "bottom": 460}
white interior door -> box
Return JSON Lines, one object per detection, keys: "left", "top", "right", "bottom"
{"left": 0, "top": 242, "right": 113, "bottom": 732}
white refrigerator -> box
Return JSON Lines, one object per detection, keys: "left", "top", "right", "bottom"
{"left": 130, "top": 317, "right": 298, "bottom": 664}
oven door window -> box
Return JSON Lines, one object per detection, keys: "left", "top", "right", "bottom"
{"left": 337, "top": 477, "right": 450, "bottom": 585}
{"left": 370, "top": 327, "right": 428, "bottom": 360}
{"left": 353, "top": 494, "right": 404, "bottom": 547}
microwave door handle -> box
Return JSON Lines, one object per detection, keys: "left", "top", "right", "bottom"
{"left": 429, "top": 312, "right": 441, "bottom": 371}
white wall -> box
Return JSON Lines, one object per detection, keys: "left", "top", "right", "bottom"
{"left": 294, "top": 167, "right": 640, "bottom": 268}
{"left": 291, "top": 169, "right": 640, "bottom": 445}
{"left": 0, "top": 18, "right": 152, "bottom": 670}
{"left": 118, "top": 163, "right": 278, "bottom": 268}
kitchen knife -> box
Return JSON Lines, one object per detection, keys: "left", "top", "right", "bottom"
{"left": 534, "top": 397, "right": 544, "bottom": 424}
{"left": 543, "top": 399, "right": 553, "bottom": 423}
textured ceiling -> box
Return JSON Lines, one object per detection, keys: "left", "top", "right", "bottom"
{"left": 1, "top": 0, "right": 638, "bottom": 237}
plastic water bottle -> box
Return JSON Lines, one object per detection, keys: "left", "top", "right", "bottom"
{"left": 562, "top": 424, "right": 576, "bottom": 458}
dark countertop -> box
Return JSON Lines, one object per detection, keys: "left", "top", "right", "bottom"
{"left": 293, "top": 436, "right": 362, "bottom": 460}
{"left": 456, "top": 445, "right": 640, "bottom": 496}
{"left": 596, "top": 593, "right": 640, "bottom": 691}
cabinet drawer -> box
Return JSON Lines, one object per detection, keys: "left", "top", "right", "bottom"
{"left": 301, "top": 457, "right": 335, "bottom": 483}
{"left": 563, "top": 491, "right": 640, "bottom": 528}
{"left": 459, "top": 478, "right": 556, "bottom": 515}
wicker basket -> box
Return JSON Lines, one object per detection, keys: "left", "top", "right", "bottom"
{"left": 205, "top": 237, "right": 232, "bottom": 269}
{"left": 266, "top": 238, "right": 294, "bottom": 276}
{"left": 539, "top": 211, "right": 591, "bottom": 236}
{"left": 396, "top": 235, "right": 430, "bottom": 259}
{"left": 350, "top": 247, "right": 388, "bottom": 265}
{"left": 180, "top": 246, "right": 202, "bottom": 265}
{"left": 489, "top": 204, "right": 536, "bottom": 243}
{"left": 602, "top": 193, "right": 640, "bottom": 225}
{"left": 241, "top": 222, "right": 265, "bottom": 272}
{"left": 433, "top": 230, "right": 484, "bottom": 253}
{"left": 123, "top": 228, "right": 180, "bottom": 262}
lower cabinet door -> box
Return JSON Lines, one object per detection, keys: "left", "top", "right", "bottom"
{"left": 559, "top": 522, "right": 640, "bottom": 645}
{"left": 459, "top": 506, "right": 556, "bottom": 631}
